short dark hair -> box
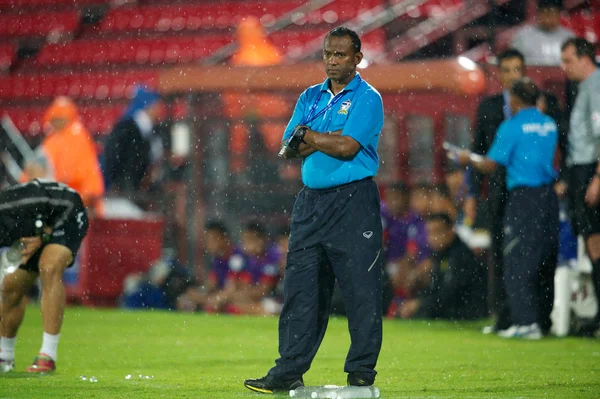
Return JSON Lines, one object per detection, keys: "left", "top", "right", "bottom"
{"left": 498, "top": 48, "right": 525, "bottom": 66}
{"left": 325, "top": 26, "right": 361, "bottom": 53}
{"left": 411, "top": 182, "right": 432, "bottom": 193}
{"left": 205, "top": 220, "right": 229, "bottom": 237}
{"left": 511, "top": 77, "right": 541, "bottom": 106}
{"left": 244, "top": 221, "right": 268, "bottom": 238}
{"left": 561, "top": 37, "right": 596, "bottom": 62}
{"left": 426, "top": 213, "right": 454, "bottom": 227}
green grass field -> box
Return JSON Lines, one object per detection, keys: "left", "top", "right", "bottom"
{"left": 0, "top": 306, "right": 599, "bottom": 399}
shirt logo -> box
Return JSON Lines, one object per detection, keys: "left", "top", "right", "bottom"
{"left": 338, "top": 100, "right": 352, "bottom": 115}
{"left": 363, "top": 231, "right": 373, "bottom": 239}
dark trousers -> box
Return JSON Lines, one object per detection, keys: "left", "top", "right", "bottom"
{"left": 503, "top": 185, "right": 558, "bottom": 328}
{"left": 491, "top": 208, "right": 512, "bottom": 330}
{"left": 269, "top": 178, "right": 383, "bottom": 380}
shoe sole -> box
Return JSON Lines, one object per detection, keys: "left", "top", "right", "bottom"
{"left": 244, "top": 383, "right": 274, "bottom": 394}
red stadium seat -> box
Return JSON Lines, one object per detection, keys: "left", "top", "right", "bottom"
{"left": 563, "top": 10, "right": 599, "bottom": 44}
{"left": 0, "top": 11, "right": 80, "bottom": 39}
{"left": 0, "top": 70, "right": 158, "bottom": 100}
{"left": 0, "top": 43, "right": 16, "bottom": 72}
{"left": 99, "top": 0, "right": 384, "bottom": 33}
{"left": 34, "top": 36, "right": 233, "bottom": 67}
{"left": 389, "top": 0, "right": 463, "bottom": 19}
{"left": 0, "top": 0, "right": 104, "bottom": 10}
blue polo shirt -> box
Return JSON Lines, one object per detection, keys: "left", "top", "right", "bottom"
{"left": 282, "top": 73, "right": 384, "bottom": 189}
{"left": 487, "top": 107, "right": 558, "bottom": 190}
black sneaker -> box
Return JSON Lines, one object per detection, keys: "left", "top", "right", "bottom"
{"left": 347, "top": 372, "right": 375, "bottom": 386}
{"left": 244, "top": 374, "right": 304, "bottom": 394}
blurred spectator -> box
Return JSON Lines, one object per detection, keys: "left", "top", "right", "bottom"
{"left": 21, "top": 96, "right": 104, "bottom": 215}
{"left": 382, "top": 183, "right": 433, "bottom": 316}
{"left": 231, "top": 226, "right": 289, "bottom": 316}
{"left": 429, "top": 184, "right": 458, "bottom": 222}
{"left": 103, "top": 86, "right": 164, "bottom": 194}
{"left": 176, "top": 221, "right": 243, "bottom": 312}
{"left": 205, "top": 221, "right": 281, "bottom": 314}
{"left": 468, "top": 48, "right": 564, "bottom": 334}
{"left": 122, "top": 253, "right": 194, "bottom": 310}
{"left": 511, "top": 0, "right": 574, "bottom": 66}
{"left": 397, "top": 213, "right": 487, "bottom": 320}
{"left": 560, "top": 37, "right": 600, "bottom": 336}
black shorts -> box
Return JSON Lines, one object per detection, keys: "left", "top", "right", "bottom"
{"left": 20, "top": 192, "right": 89, "bottom": 273}
{"left": 568, "top": 164, "right": 600, "bottom": 237}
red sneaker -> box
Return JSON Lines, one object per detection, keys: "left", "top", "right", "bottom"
{"left": 26, "top": 353, "right": 56, "bottom": 373}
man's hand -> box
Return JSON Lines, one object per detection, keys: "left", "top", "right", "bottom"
{"left": 19, "top": 236, "right": 44, "bottom": 264}
{"left": 463, "top": 196, "right": 477, "bottom": 225}
{"left": 585, "top": 176, "right": 600, "bottom": 207}
{"left": 399, "top": 299, "right": 421, "bottom": 319}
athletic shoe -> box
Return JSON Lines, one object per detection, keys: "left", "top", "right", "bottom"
{"left": 26, "top": 353, "right": 56, "bottom": 373}
{"left": 0, "top": 358, "right": 14, "bottom": 372}
{"left": 243, "top": 374, "right": 304, "bottom": 394}
{"left": 347, "top": 372, "right": 375, "bottom": 386}
{"left": 497, "top": 323, "right": 542, "bottom": 340}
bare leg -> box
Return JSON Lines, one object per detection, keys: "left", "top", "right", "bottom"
{"left": 1, "top": 268, "right": 38, "bottom": 338}
{"left": 37, "top": 245, "right": 72, "bottom": 335}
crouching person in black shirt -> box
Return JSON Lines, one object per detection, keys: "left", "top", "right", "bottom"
{"left": 0, "top": 180, "right": 89, "bottom": 373}
{"left": 398, "top": 213, "right": 487, "bottom": 321}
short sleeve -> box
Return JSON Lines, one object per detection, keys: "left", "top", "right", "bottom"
{"left": 487, "top": 120, "right": 517, "bottom": 166}
{"left": 341, "top": 89, "right": 384, "bottom": 147}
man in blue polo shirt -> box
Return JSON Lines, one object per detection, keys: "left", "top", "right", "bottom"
{"left": 244, "top": 27, "right": 384, "bottom": 393}
{"left": 450, "top": 78, "right": 559, "bottom": 339}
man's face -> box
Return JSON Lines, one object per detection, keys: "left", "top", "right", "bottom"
{"left": 426, "top": 220, "right": 453, "bottom": 253}
{"left": 49, "top": 117, "right": 69, "bottom": 132}
{"left": 537, "top": 7, "right": 561, "bottom": 32}
{"left": 561, "top": 45, "right": 586, "bottom": 81}
{"left": 242, "top": 231, "right": 267, "bottom": 257}
{"left": 386, "top": 189, "right": 409, "bottom": 217}
{"left": 409, "top": 188, "right": 430, "bottom": 217}
{"left": 205, "top": 230, "right": 224, "bottom": 256}
{"left": 323, "top": 35, "right": 362, "bottom": 84}
{"left": 498, "top": 57, "right": 525, "bottom": 90}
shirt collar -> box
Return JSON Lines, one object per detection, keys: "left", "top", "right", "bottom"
{"left": 320, "top": 72, "right": 362, "bottom": 93}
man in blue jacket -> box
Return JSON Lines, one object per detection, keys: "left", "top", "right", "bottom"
{"left": 244, "top": 26, "right": 384, "bottom": 393}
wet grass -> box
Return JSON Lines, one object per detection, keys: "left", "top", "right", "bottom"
{"left": 0, "top": 306, "right": 598, "bottom": 398}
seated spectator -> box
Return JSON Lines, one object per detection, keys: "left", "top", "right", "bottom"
{"left": 383, "top": 184, "right": 433, "bottom": 316}
{"left": 21, "top": 96, "right": 104, "bottom": 215}
{"left": 205, "top": 221, "right": 281, "bottom": 313}
{"left": 397, "top": 213, "right": 487, "bottom": 320}
{"left": 229, "top": 227, "right": 289, "bottom": 316}
{"left": 429, "top": 184, "right": 458, "bottom": 222}
{"left": 511, "top": 0, "right": 574, "bottom": 66}
{"left": 103, "top": 86, "right": 164, "bottom": 194}
{"left": 176, "top": 221, "right": 243, "bottom": 312}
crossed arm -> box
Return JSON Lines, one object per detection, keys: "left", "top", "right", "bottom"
{"left": 281, "top": 129, "right": 361, "bottom": 160}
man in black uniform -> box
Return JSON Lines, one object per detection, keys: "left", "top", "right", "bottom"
{"left": 467, "top": 48, "right": 565, "bottom": 334}
{"left": 0, "top": 180, "right": 89, "bottom": 373}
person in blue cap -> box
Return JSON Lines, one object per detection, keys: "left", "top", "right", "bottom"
{"left": 103, "top": 85, "right": 163, "bottom": 193}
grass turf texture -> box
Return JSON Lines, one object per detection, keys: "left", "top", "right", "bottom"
{"left": 1, "top": 306, "right": 598, "bottom": 398}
